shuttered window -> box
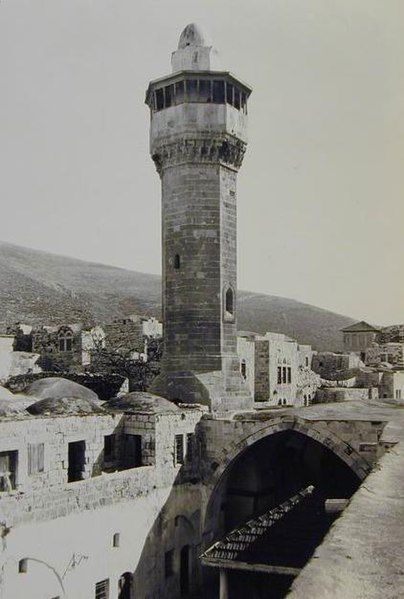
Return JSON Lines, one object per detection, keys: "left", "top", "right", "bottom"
{"left": 28, "top": 443, "right": 44, "bottom": 475}
{"left": 95, "top": 579, "right": 109, "bottom": 599}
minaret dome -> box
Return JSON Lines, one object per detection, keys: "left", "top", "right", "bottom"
{"left": 178, "top": 23, "right": 206, "bottom": 49}
{"left": 171, "top": 23, "right": 219, "bottom": 72}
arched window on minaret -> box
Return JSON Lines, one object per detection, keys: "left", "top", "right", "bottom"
{"left": 174, "top": 254, "right": 181, "bottom": 269}
{"left": 240, "top": 359, "right": 247, "bottom": 380}
{"left": 224, "top": 286, "right": 234, "bottom": 320}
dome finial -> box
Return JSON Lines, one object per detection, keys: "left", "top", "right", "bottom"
{"left": 178, "top": 23, "right": 206, "bottom": 49}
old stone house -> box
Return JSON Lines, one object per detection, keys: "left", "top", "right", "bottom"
{"left": 237, "top": 331, "right": 320, "bottom": 407}
{"left": 341, "top": 321, "right": 380, "bottom": 356}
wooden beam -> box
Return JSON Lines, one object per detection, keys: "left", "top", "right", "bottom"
{"left": 201, "top": 557, "right": 301, "bottom": 577}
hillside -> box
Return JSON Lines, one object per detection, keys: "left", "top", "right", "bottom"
{"left": 0, "top": 241, "right": 355, "bottom": 350}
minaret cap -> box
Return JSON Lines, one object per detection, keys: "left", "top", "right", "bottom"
{"left": 178, "top": 23, "right": 206, "bottom": 49}
{"left": 171, "top": 23, "right": 220, "bottom": 72}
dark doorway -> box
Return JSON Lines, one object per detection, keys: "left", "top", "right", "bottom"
{"left": 68, "top": 440, "right": 86, "bottom": 482}
{"left": 180, "top": 545, "right": 190, "bottom": 596}
{"left": 118, "top": 572, "right": 132, "bottom": 599}
{"left": 122, "top": 434, "right": 142, "bottom": 469}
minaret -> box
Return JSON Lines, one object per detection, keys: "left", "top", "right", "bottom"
{"left": 146, "top": 24, "right": 253, "bottom": 411}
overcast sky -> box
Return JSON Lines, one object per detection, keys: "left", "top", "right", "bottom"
{"left": 1, "top": 0, "right": 403, "bottom": 325}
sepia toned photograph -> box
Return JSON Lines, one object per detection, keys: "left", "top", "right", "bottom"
{"left": 0, "top": 1, "right": 403, "bottom": 598}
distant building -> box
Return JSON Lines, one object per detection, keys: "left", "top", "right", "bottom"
{"left": 312, "top": 352, "right": 362, "bottom": 379}
{"left": 237, "top": 331, "right": 320, "bottom": 407}
{"left": 7, "top": 316, "right": 163, "bottom": 374}
{"left": 0, "top": 334, "right": 41, "bottom": 383}
{"left": 365, "top": 342, "right": 404, "bottom": 368}
{"left": 379, "top": 370, "right": 404, "bottom": 401}
{"left": 341, "top": 321, "right": 380, "bottom": 357}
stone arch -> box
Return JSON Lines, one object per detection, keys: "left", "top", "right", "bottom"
{"left": 202, "top": 417, "right": 372, "bottom": 539}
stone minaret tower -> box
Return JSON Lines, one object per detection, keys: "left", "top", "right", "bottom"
{"left": 146, "top": 24, "right": 252, "bottom": 411}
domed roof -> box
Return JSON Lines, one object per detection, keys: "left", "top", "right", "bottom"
{"left": 27, "top": 396, "right": 105, "bottom": 416}
{"left": 104, "top": 391, "right": 180, "bottom": 414}
{"left": 178, "top": 23, "right": 206, "bottom": 49}
{"left": 0, "top": 385, "right": 37, "bottom": 411}
{"left": 0, "top": 399, "right": 29, "bottom": 417}
{"left": 25, "top": 377, "right": 100, "bottom": 402}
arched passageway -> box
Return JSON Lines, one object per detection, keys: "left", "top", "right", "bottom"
{"left": 202, "top": 428, "right": 363, "bottom": 599}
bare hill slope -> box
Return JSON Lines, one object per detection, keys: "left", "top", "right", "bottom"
{"left": 0, "top": 241, "right": 355, "bottom": 350}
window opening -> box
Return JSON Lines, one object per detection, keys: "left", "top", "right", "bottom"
{"left": 155, "top": 88, "right": 164, "bottom": 110}
{"left": 187, "top": 79, "right": 198, "bottom": 102}
{"left": 19, "top": 559, "right": 28, "bottom": 573}
{"left": 234, "top": 87, "right": 241, "bottom": 109}
{"left": 165, "top": 85, "right": 173, "bottom": 108}
{"left": 122, "top": 434, "right": 142, "bottom": 469}
{"left": 241, "top": 92, "right": 247, "bottom": 112}
{"left": 175, "top": 434, "right": 184, "bottom": 465}
{"left": 199, "top": 79, "right": 211, "bottom": 102}
{"left": 212, "top": 80, "right": 225, "bottom": 103}
{"left": 175, "top": 80, "right": 185, "bottom": 104}
{"left": 225, "top": 287, "right": 234, "bottom": 317}
{"left": 68, "top": 440, "right": 86, "bottom": 483}
{"left": 226, "top": 82, "right": 234, "bottom": 105}
{"left": 0, "top": 450, "right": 18, "bottom": 491}
{"left": 95, "top": 579, "right": 110, "bottom": 599}
{"left": 58, "top": 331, "right": 73, "bottom": 352}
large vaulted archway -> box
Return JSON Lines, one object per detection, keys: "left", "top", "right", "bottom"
{"left": 201, "top": 418, "right": 373, "bottom": 598}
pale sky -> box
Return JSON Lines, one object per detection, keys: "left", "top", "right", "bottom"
{"left": 1, "top": 0, "right": 403, "bottom": 325}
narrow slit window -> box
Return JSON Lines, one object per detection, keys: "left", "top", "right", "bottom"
{"left": 174, "top": 254, "right": 180, "bottom": 269}
{"left": 241, "top": 360, "right": 247, "bottom": 380}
